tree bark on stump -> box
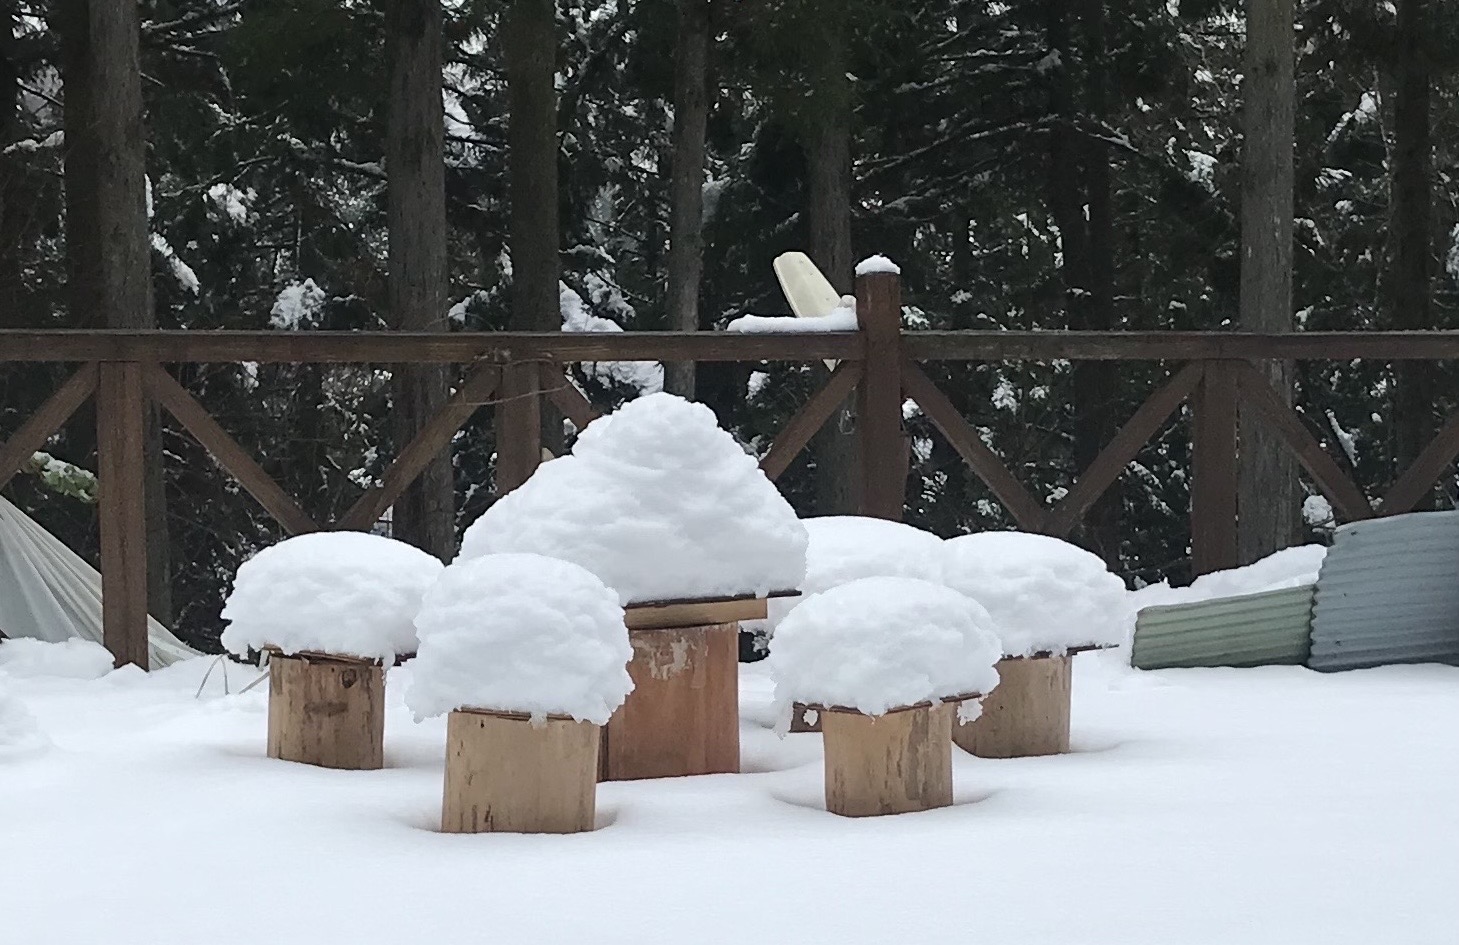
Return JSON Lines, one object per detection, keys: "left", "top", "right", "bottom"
{"left": 822, "top": 704, "right": 953, "bottom": 817}
{"left": 953, "top": 655, "right": 1072, "bottom": 758}
{"left": 443, "top": 709, "right": 599, "bottom": 834}
{"left": 267, "top": 653, "right": 385, "bottom": 770}
{"left": 600, "top": 623, "right": 739, "bottom": 781}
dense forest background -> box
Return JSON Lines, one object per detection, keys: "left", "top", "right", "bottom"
{"left": 1, "top": 0, "right": 1457, "bottom": 650}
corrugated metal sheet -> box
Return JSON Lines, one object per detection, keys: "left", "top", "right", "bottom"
{"left": 1131, "top": 585, "right": 1315, "bottom": 670}
{"left": 1308, "top": 510, "right": 1459, "bottom": 672}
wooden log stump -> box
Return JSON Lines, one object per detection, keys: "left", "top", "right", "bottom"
{"left": 601, "top": 622, "right": 740, "bottom": 781}
{"left": 266, "top": 651, "right": 385, "bottom": 770}
{"left": 954, "top": 654, "right": 1072, "bottom": 758}
{"left": 442, "top": 709, "right": 599, "bottom": 834}
{"left": 821, "top": 702, "right": 954, "bottom": 817}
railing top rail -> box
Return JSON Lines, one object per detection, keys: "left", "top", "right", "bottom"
{"left": 2, "top": 328, "right": 1459, "bottom": 363}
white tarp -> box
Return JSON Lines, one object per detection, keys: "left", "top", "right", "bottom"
{"left": 0, "top": 496, "right": 197, "bottom": 667}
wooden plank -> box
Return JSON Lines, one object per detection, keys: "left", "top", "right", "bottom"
{"left": 495, "top": 360, "right": 542, "bottom": 495}
{"left": 96, "top": 362, "right": 149, "bottom": 669}
{"left": 624, "top": 595, "right": 769, "bottom": 630}
{"left": 539, "top": 362, "right": 599, "bottom": 432}
{"left": 144, "top": 365, "right": 318, "bottom": 535}
{"left": 900, "top": 358, "right": 1047, "bottom": 530}
{"left": 905, "top": 331, "right": 1459, "bottom": 361}
{"left": 337, "top": 361, "right": 501, "bottom": 531}
{"left": 1190, "top": 361, "right": 1239, "bottom": 576}
{"left": 1381, "top": 410, "right": 1459, "bottom": 514}
{"left": 759, "top": 361, "right": 864, "bottom": 481}
{"left": 1229, "top": 359, "right": 1373, "bottom": 522}
{"left": 0, "top": 329, "right": 864, "bottom": 364}
{"left": 1045, "top": 363, "right": 1203, "bottom": 537}
{"left": 0, "top": 363, "right": 98, "bottom": 492}
{"left": 856, "top": 271, "right": 905, "bottom": 520}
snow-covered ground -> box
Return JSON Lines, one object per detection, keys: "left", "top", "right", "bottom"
{"left": 4, "top": 652, "right": 1458, "bottom": 944}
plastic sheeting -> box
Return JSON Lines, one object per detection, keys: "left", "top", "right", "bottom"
{"left": 0, "top": 496, "right": 197, "bottom": 667}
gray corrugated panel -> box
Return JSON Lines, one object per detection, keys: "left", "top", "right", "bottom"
{"left": 1131, "top": 584, "right": 1315, "bottom": 670}
{"left": 1308, "top": 509, "right": 1459, "bottom": 672}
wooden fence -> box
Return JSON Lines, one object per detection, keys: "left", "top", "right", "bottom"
{"left": 3, "top": 268, "right": 1459, "bottom": 666}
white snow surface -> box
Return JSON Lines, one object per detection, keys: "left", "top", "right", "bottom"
{"left": 769, "top": 576, "right": 1002, "bottom": 717}
{"left": 0, "top": 638, "right": 115, "bottom": 679}
{"left": 725, "top": 301, "right": 857, "bottom": 333}
{"left": 3, "top": 654, "right": 1459, "bottom": 944}
{"left": 1128, "top": 544, "right": 1328, "bottom": 617}
{"left": 754, "top": 516, "right": 944, "bottom": 639}
{"left": 0, "top": 692, "right": 46, "bottom": 757}
{"left": 854, "top": 254, "right": 901, "bottom": 276}
{"left": 459, "top": 393, "right": 807, "bottom": 605}
{"left": 942, "top": 532, "right": 1128, "bottom": 656}
{"left": 405, "top": 553, "right": 632, "bottom": 724}
{"left": 221, "top": 532, "right": 444, "bottom": 663}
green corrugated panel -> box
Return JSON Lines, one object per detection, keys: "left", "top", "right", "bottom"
{"left": 1131, "top": 584, "right": 1315, "bottom": 670}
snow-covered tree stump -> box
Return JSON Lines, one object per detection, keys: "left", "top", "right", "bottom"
{"left": 820, "top": 702, "right": 955, "bottom": 817}
{"left": 266, "top": 651, "right": 386, "bottom": 770}
{"left": 954, "top": 654, "right": 1071, "bottom": 758}
{"left": 442, "top": 709, "right": 599, "bottom": 834}
{"left": 602, "top": 618, "right": 741, "bottom": 781}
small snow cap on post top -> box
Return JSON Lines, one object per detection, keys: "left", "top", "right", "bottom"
{"left": 408, "top": 553, "right": 632, "bottom": 834}
{"left": 768, "top": 576, "right": 1002, "bottom": 817}
{"left": 854, "top": 254, "right": 901, "bottom": 276}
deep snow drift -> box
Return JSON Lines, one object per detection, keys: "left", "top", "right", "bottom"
{"left": 3, "top": 646, "right": 1456, "bottom": 945}
{"left": 405, "top": 553, "right": 632, "bottom": 725}
{"left": 459, "top": 393, "right": 807, "bottom": 604}
{"left": 221, "top": 531, "right": 444, "bottom": 663}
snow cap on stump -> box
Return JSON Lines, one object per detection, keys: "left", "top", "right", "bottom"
{"left": 942, "top": 532, "right": 1127, "bottom": 656}
{"left": 405, "top": 553, "right": 632, "bottom": 725}
{"left": 221, "top": 531, "right": 444, "bottom": 664}
{"left": 769, "top": 576, "right": 1003, "bottom": 719}
{"left": 754, "top": 516, "right": 944, "bottom": 639}
{"left": 459, "top": 392, "right": 807, "bottom": 605}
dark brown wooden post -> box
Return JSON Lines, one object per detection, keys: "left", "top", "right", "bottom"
{"left": 1190, "top": 360, "right": 1239, "bottom": 576}
{"left": 855, "top": 269, "right": 904, "bottom": 521}
{"left": 96, "top": 361, "right": 149, "bottom": 668}
{"left": 495, "top": 359, "right": 543, "bottom": 495}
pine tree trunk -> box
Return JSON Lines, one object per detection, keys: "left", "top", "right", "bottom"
{"left": 385, "top": 0, "right": 454, "bottom": 559}
{"left": 79, "top": 0, "right": 172, "bottom": 624}
{"left": 0, "top": 4, "right": 23, "bottom": 323}
{"left": 662, "top": 0, "right": 711, "bottom": 399}
{"left": 1390, "top": 0, "right": 1434, "bottom": 507}
{"left": 505, "top": 0, "right": 562, "bottom": 453}
{"left": 58, "top": 0, "right": 102, "bottom": 328}
{"left": 1237, "top": 0, "right": 1300, "bottom": 564}
{"left": 806, "top": 20, "right": 857, "bottom": 516}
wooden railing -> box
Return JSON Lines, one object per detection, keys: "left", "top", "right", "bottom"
{"left": 4, "top": 268, "right": 1459, "bottom": 666}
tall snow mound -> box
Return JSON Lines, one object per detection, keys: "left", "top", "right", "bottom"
{"left": 1128, "top": 544, "right": 1327, "bottom": 616}
{"left": 221, "top": 532, "right": 444, "bottom": 663}
{"left": 0, "top": 638, "right": 114, "bottom": 680}
{"left": 460, "top": 393, "right": 807, "bottom": 604}
{"left": 942, "top": 532, "right": 1127, "bottom": 656}
{"left": 754, "top": 516, "right": 944, "bottom": 639}
{"left": 0, "top": 693, "right": 47, "bottom": 758}
{"left": 769, "top": 576, "right": 1002, "bottom": 718}
{"left": 405, "top": 553, "right": 632, "bottom": 724}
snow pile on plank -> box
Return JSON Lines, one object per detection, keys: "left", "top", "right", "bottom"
{"left": 942, "top": 532, "right": 1128, "bottom": 656}
{"left": 725, "top": 301, "right": 857, "bottom": 333}
{"left": 405, "top": 553, "right": 632, "bottom": 725}
{"left": 1127, "top": 544, "right": 1327, "bottom": 615}
{"left": 0, "top": 638, "right": 115, "bottom": 680}
{"left": 753, "top": 516, "right": 944, "bottom": 641}
{"left": 460, "top": 392, "right": 807, "bottom": 605}
{"left": 854, "top": 254, "right": 901, "bottom": 275}
{"left": 769, "top": 576, "right": 1002, "bottom": 718}
{"left": 0, "top": 692, "right": 46, "bottom": 758}
{"left": 220, "top": 532, "right": 444, "bottom": 663}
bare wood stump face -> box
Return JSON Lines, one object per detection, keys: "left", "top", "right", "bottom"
{"left": 954, "top": 654, "right": 1072, "bottom": 758}
{"left": 601, "top": 623, "right": 739, "bottom": 781}
{"left": 442, "top": 710, "right": 599, "bottom": 834}
{"left": 821, "top": 704, "right": 953, "bottom": 817}
{"left": 790, "top": 702, "right": 822, "bottom": 733}
{"left": 266, "top": 653, "right": 385, "bottom": 770}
